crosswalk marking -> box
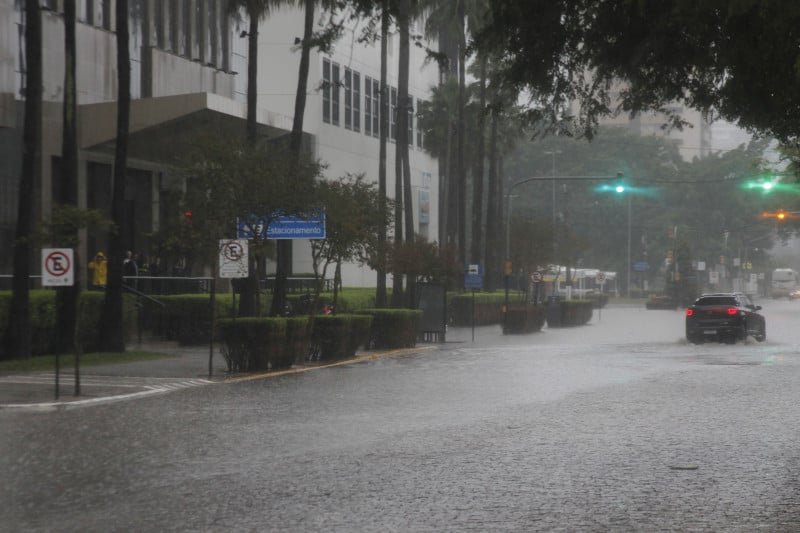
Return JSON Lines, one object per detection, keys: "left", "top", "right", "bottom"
{"left": 0, "top": 374, "right": 214, "bottom": 410}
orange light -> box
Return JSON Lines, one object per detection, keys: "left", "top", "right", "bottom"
{"left": 778, "top": 212, "right": 786, "bottom": 220}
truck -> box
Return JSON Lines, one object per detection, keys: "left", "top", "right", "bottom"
{"left": 770, "top": 268, "right": 798, "bottom": 298}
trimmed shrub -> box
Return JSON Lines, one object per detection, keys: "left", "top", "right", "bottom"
{"left": 546, "top": 300, "right": 594, "bottom": 328}
{"left": 586, "top": 293, "right": 609, "bottom": 309}
{"left": 503, "top": 305, "right": 547, "bottom": 334}
{"left": 284, "top": 317, "right": 310, "bottom": 367}
{"left": 76, "top": 291, "right": 136, "bottom": 352}
{"left": 449, "top": 292, "right": 516, "bottom": 326}
{"left": 217, "top": 317, "right": 286, "bottom": 372}
{"left": 356, "top": 309, "right": 422, "bottom": 349}
{"left": 0, "top": 290, "right": 135, "bottom": 355}
{"left": 145, "top": 294, "right": 237, "bottom": 345}
{"left": 348, "top": 314, "right": 373, "bottom": 356}
{"left": 311, "top": 315, "right": 353, "bottom": 361}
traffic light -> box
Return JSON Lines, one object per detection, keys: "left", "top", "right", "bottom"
{"left": 760, "top": 210, "right": 799, "bottom": 221}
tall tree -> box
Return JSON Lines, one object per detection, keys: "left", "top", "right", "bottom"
{"left": 271, "top": 0, "right": 318, "bottom": 317}
{"left": 469, "top": 52, "right": 486, "bottom": 265}
{"left": 227, "top": 0, "right": 276, "bottom": 316}
{"left": 54, "top": 0, "right": 80, "bottom": 354}
{"left": 396, "top": 0, "right": 417, "bottom": 307}
{"left": 99, "top": 0, "right": 131, "bottom": 352}
{"left": 3, "top": 0, "right": 41, "bottom": 359}
{"left": 376, "top": 0, "right": 390, "bottom": 307}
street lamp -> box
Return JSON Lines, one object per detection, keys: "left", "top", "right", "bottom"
{"left": 544, "top": 151, "right": 561, "bottom": 231}
{"left": 613, "top": 180, "right": 632, "bottom": 299}
{"left": 503, "top": 173, "right": 629, "bottom": 322}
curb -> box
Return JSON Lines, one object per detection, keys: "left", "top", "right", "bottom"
{"left": 1, "top": 345, "right": 436, "bottom": 411}
{"left": 225, "top": 345, "right": 437, "bottom": 383}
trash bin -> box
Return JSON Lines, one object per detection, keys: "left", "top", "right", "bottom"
{"left": 546, "top": 295, "right": 562, "bottom": 327}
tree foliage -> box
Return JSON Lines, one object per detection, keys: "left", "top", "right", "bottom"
{"left": 478, "top": 0, "right": 800, "bottom": 149}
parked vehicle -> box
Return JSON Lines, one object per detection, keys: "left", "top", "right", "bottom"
{"left": 771, "top": 268, "right": 798, "bottom": 298}
{"left": 685, "top": 293, "right": 766, "bottom": 344}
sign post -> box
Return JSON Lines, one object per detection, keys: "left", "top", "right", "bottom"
{"left": 42, "top": 248, "right": 75, "bottom": 400}
{"left": 595, "top": 271, "right": 606, "bottom": 321}
{"left": 464, "top": 265, "right": 483, "bottom": 342}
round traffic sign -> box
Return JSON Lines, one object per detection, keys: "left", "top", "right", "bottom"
{"left": 531, "top": 271, "right": 543, "bottom": 283}
{"left": 596, "top": 271, "right": 606, "bottom": 283}
{"left": 44, "top": 251, "right": 71, "bottom": 278}
{"left": 223, "top": 241, "right": 244, "bottom": 261}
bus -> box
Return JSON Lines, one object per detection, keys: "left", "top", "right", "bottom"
{"left": 771, "top": 268, "right": 798, "bottom": 298}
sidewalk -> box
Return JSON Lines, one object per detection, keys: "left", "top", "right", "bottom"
{"left": 0, "top": 340, "right": 436, "bottom": 410}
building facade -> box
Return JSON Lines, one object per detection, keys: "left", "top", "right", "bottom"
{"left": 0, "top": 0, "right": 440, "bottom": 289}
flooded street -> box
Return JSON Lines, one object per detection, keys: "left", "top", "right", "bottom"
{"left": 4, "top": 300, "right": 800, "bottom": 531}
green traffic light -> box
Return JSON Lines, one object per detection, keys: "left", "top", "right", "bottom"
{"left": 615, "top": 185, "right": 626, "bottom": 193}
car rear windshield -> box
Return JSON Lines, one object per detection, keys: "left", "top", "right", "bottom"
{"left": 695, "top": 297, "right": 737, "bottom": 306}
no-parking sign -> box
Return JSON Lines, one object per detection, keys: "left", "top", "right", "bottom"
{"left": 42, "top": 248, "right": 74, "bottom": 287}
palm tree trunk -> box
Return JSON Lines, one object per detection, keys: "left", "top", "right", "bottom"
{"left": 484, "top": 110, "right": 498, "bottom": 291}
{"left": 100, "top": 0, "right": 131, "bottom": 352}
{"left": 247, "top": 14, "right": 258, "bottom": 143}
{"left": 272, "top": 0, "right": 316, "bottom": 317}
{"left": 456, "top": 1, "right": 466, "bottom": 270}
{"left": 4, "top": 0, "right": 41, "bottom": 359}
{"left": 376, "top": 1, "right": 389, "bottom": 308}
{"left": 470, "top": 54, "right": 487, "bottom": 265}
{"left": 55, "top": 0, "right": 80, "bottom": 354}
{"left": 239, "top": 9, "right": 261, "bottom": 317}
{"left": 398, "top": 0, "right": 415, "bottom": 308}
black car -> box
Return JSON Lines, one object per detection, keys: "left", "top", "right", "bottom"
{"left": 685, "top": 293, "right": 766, "bottom": 344}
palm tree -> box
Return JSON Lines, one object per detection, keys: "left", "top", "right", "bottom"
{"left": 100, "top": 0, "right": 131, "bottom": 352}
{"left": 54, "top": 0, "right": 80, "bottom": 354}
{"left": 4, "top": 0, "right": 41, "bottom": 359}
{"left": 377, "top": 0, "right": 390, "bottom": 307}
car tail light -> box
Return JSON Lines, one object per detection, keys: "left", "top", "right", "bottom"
{"left": 686, "top": 308, "right": 694, "bottom": 316}
{"left": 726, "top": 307, "right": 738, "bottom": 315}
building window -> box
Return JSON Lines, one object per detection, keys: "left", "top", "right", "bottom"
{"left": 372, "top": 79, "right": 380, "bottom": 138}
{"left": 407, "top": 95, "right": 414, "bottom": 146}
{"left": 364, "top": 76, "right": 372, "bottom": 136}
{"left": 322, "top": 58, "right": 331, "bottom": 124}
{"left": 170, "top": 2, "right": 180, "bottom": 54}
{"left": 101, "top": 0, "right": 111, "bottom": 30}
{"left": 331, "top": 62, "right": 340, "bottom": 126}
{"left": 183, "top": 1, "right": 192, "bottom": 58}
{"left": 416, "top": 99, "right": 425, "bottom": 148}
{"left": 352, "top": 71, "right": 360, "bottom": 132}
{"left": 390, "top": 86, "right": 397, "bottom": 141}
{"left": 344, "top": 68, "right": 352, "bottom": 130}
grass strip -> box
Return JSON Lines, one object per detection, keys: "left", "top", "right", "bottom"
{"left": 0, "top": 351, "right": 175, "bottom": 373}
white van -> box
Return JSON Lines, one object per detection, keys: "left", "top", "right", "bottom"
{"left": 771, "top": 268, "right": 798, "bottom": 298}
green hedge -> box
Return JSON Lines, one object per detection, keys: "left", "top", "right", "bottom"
{"left": 503, "top": 305, "right": 547, "bottom": 334}
{"left": 348, "top": 314, "right": 373, "bottom": 355}
{"left": 0, "top": 290, "right": 135, "bottom": 355}
{"left": 144, "top": 294, "right": 233, "bottom": 345}
{"left": 285, "top": 317, "right": 311, "bottom": 366}
{"left": 356, "top": 308, "right": 421, "bottom": 349}
{"left": 546, "top": 300, "right": 594, "bottom": 328}
{"left": 217, "top": 317, "right": 287, "bottom": 372}
{"left": 448, "top": 292, "right": 528, "bottom": 326}
{"left": 310, "top": 315, "right": 355, "bottom": 361}
{"left": 585, "top": 293, "right": 609, "bottom": 309}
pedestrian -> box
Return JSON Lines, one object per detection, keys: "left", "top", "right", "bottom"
{"left": 123, "top": 250, "right": 138, "bottom": 277}
{"left": 87, "top": 251, "right": 108, "bottom": 289}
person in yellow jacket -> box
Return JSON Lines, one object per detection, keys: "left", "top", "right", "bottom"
{"left": 88, "top": 251, "right": 107, "bottom": 288}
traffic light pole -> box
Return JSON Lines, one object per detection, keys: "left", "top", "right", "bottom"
{"left": 503, "top": 174, "right": 626, "bottom": 312}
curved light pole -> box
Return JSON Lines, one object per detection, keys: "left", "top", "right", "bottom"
{"left": 503, "top": 173, "right": 626, "bottom": 327}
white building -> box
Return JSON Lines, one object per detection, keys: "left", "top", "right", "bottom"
{"left": 0, "top": 1, "right": 440, "bottom": 289}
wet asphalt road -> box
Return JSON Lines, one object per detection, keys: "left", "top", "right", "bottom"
{"left": 4, "top": 300, "right": 800, "bottom": 531}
